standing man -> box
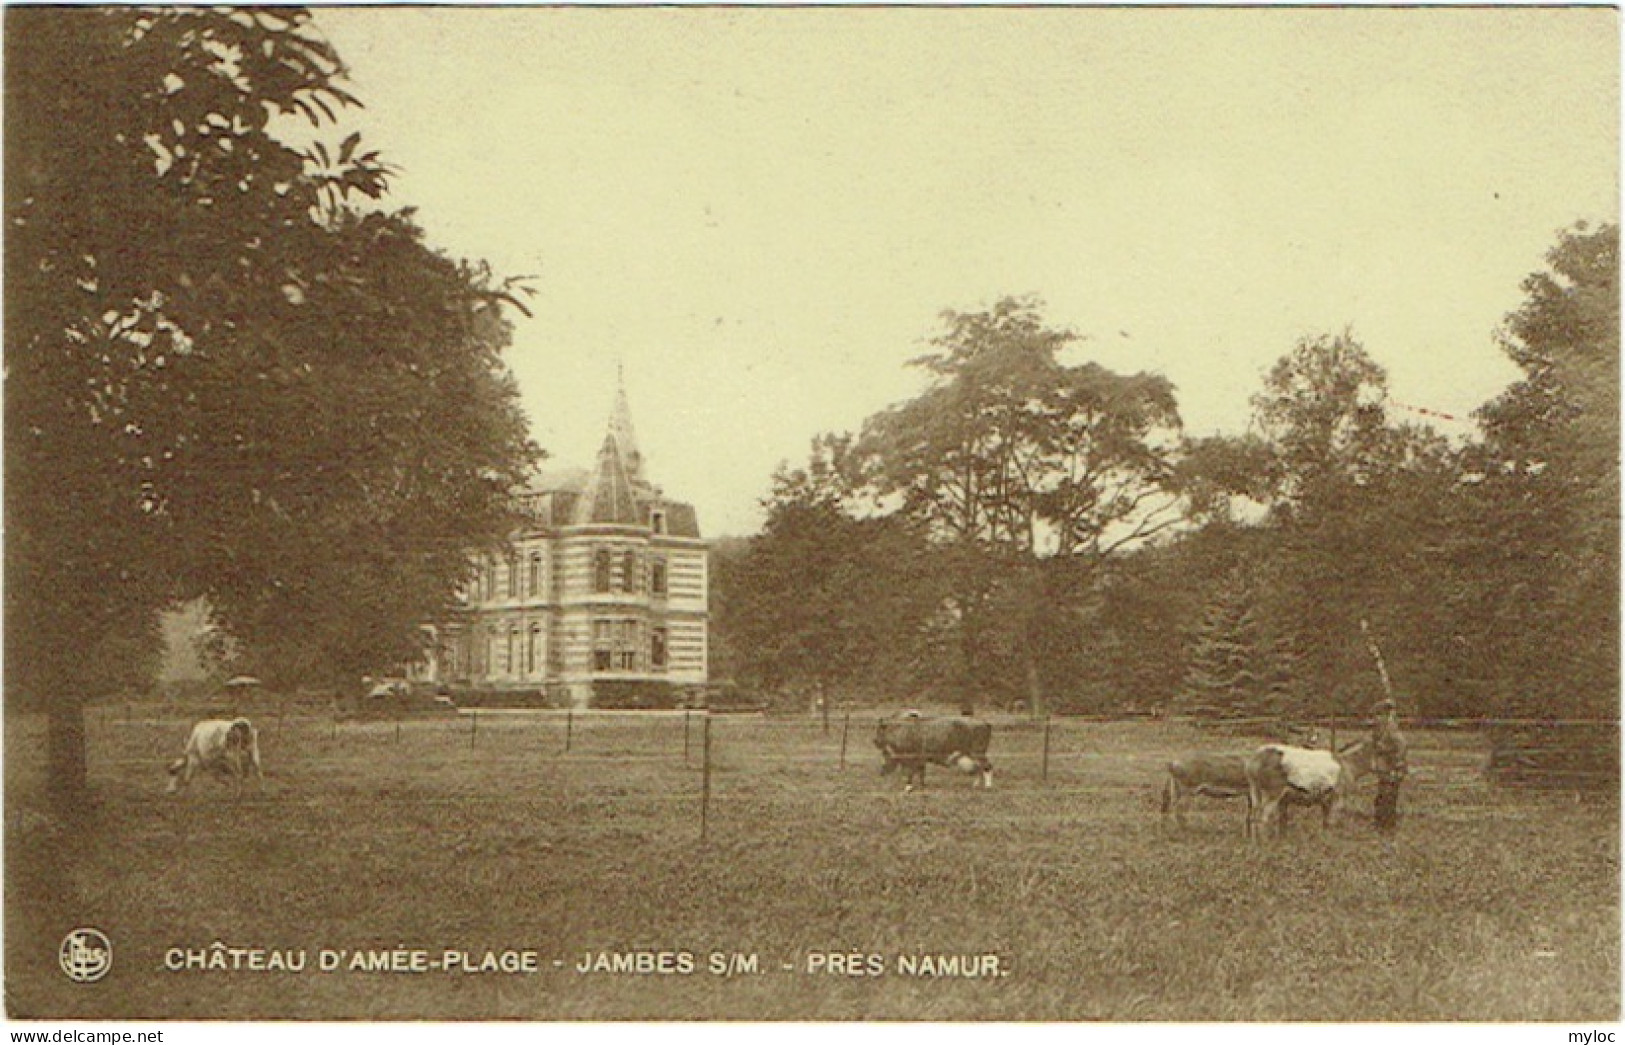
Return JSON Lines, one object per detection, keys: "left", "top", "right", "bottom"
{"left": 1370, "top": 697, "right": 1408, "bottom": 832}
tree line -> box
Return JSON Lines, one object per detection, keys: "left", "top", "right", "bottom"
{"left": 713, "top": 224, "right": 1619, "bottom": 726}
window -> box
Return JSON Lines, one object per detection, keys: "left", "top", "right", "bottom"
{"left": 483, "top": 559, "right": 495, "bottom": 602}
{"left": 651, "top": 627, "right": 668, "bottom": 669}
{"left": 527, "top": 624, "right": 541, "bottom": 676}
{"left": 593, "top": 618, "right": 643, "bottom": 673}
{"left": 618, "top": 619, "right": 638, "bottom": 670}
{"left": 528, "top": 553, "right": 543, "bottom": 597}
{"left": 507, "top": 554, "right": 519, "bottom": 599}
{"left": 651, "top": 560, "right": 667, "bottom": 596}
{"left": 594, "top": 548, "right": 611, "bottom": 593}
{"left": 593, "top": 619, "right": 614, "bottom": 673}
{"left": 506, "top": 626, "right": 518, "bottom": 676}
{"left": 622, "top": 550, "right": 638, "bottom": 593}
{"left": 651, "top": 509, "right": 667, "bottom": 535}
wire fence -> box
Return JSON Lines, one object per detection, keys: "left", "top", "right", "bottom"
{"left": 58, "top": 700, "right": 1619, "bottom": 815}
{"left": 75, "top": 701, "right": 1620, "bottom": 752}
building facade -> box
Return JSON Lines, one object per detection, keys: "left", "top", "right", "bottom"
{"left": 435, "top": 382, "right": 709, "bottom": 707}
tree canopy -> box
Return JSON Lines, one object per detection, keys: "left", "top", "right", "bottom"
{"left": 5, "top": 8, "right": 538, "bottom": 798}
{"left": 715, "top": 227, "right": 1617, "bottom": 726}
{"left": 855, "top": 296, "right": 1183, "bottom": 558}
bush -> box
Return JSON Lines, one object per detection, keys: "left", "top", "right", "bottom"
{"left": 592, "top": 679, "right": 683, "bottom": 710}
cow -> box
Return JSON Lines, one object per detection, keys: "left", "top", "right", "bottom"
{"left": 166, "top": 718, "right": 263, "bottom": 794}
{"left": 1244, "top": 740, "right": 1373, "bottom": 840}
{"left": 873, "top": 712, "right": 993, "bottom": 792}
{"left": 1160, "top": 752, "right": 1252, "bottom": 831}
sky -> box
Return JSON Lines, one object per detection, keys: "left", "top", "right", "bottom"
{"left": 310, "top": 6, "right": 1618, "bottom": 538}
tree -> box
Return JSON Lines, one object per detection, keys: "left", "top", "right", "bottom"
{"left": 1171, "top": 433, "right": 1275, "bottom": 525}
{"left": 1250, "top": 330, "right": 1397, "bottom": 517}
{"left": 859, "top": 298, "right": 1182, "bottom": 557}
{"left": 1467, "top": 222, "right": 1619, "bottom": 718}
{"left": 852, "top": 297, "right": 1182, "bottom": 709}
{"left": 1177, "top": 566, "right": 1298, "bottom": 719}
{"left": 1479, "top": 223, "right": 1619, "bottom": 485}
{"left": 1238, "top": 330, "right": 1470, "bottom": 715}
{"left": 5, "top": 9, "right": 536, "bottom": 803}
{"left": 169, "top": 209, "right": 536, "bottom": 691}
{"left": 718, "top": 436, "right": 945, "bottom": 705}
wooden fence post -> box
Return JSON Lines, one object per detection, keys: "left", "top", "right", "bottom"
{"left": 700, "top": 715, "right": 713, "bottom": 842}
{"left": 470, "top": 709, "right": 478, "bottom": 749}
{"left": 395, "top": 719, "right": 402, "bottom": 745}
{"left": 565, "top": 709, "right": 573, "bottom": 753}
{"left": 684, "top": 710, "right": 691, "bottom": 764}
{"left": 1042, "top": 715, "right": 1052, "bottom": 783}
{"left": 839, "top": 711, "right": 850, "bottom": 770}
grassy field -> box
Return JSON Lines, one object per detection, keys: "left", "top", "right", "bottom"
{"left": 5, "top": 706, "right": 1618, "bottom": 1021}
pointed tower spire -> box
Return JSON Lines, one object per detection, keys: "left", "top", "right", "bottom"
{"left": 573, "top": 369, "right": 648, "bottom": 526}
{"left": 607, "top": 363, "right": 643, "bottom": 482}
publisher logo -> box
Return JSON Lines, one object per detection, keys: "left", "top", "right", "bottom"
{"left": 59, "top": 929, "right": 112, "bottom": 983}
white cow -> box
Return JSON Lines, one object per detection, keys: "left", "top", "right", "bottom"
{"left": 1245, "top": 741, "right": 1372, "bottom": 840}
{"left": 166, "top": 718, "right": 263, "bottom": 794}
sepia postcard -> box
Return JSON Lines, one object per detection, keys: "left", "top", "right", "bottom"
{"left": 4, "top": 4, "right": 1618, "bottom": 1037}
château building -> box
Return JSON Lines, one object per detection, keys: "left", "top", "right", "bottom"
{"left": 434, "top": 381, "right": 709, "bottom": 708}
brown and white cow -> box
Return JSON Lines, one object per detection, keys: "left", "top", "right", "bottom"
{"left": 874, "top": 712, "right": 994, "bottom": 792}
{"left": 1244, "top": 740, "right": 1373, "bottom": 839}
{"left": 166, "top": 718, "right": 263, "bottom": 794}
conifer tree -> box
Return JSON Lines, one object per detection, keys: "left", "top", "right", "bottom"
{"left": 1179, "top": 569, "right": 1297, "bottom": 719}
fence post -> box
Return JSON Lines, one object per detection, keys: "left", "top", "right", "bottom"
{"left": 564, "top": 709, "right": 573, "bottom": 753}
{"left": 395, "top": 719, "right": 402, "bottom": 745}
{"left": 1042, "top": 715, "right": 1052, "bottom": 783}
{"left": 470, "top": 709, "right": 478, "bottom": 749}
{"left": 684, "top": 711, "right": 691, "bottom": 764}
{"left": 839, "top": 711, "right": 850, "bottom": 770}
{"left": 700, "top": 715, "right": 712, "bottom": 842}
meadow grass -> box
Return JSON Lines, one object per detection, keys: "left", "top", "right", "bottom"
{"left": 5, "top": 709, "right": 1617, "bottom": 1020}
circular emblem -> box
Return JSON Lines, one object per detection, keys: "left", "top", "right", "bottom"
{"left": 59, "top": 929, "right": 112, "bottom": 983}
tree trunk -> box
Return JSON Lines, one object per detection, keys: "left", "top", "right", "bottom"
{"left": 957, "top": 614, "right": 979, "bottom": 717}
{"left": 1025, "top": 654, "right": 1044, "bottom": 719}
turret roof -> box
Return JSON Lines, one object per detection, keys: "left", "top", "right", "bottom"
{"left": 519, "top": 375, "right": 702, "bottom": 538}
{"left": 574, "top": 372, "right": 649, "bottom": 527}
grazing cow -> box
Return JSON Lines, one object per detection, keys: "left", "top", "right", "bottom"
{"left": 1245, "top": 740, "right": 1373, "bottom": 839}
{"left": 166, "top": 718, "right": 263, "bottom": 794}
{"left": 1160, "top": 753, "right": 1252, "bottom": 831}
{"left": 874, "top": 713, "right": 994, "bottom": 792}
